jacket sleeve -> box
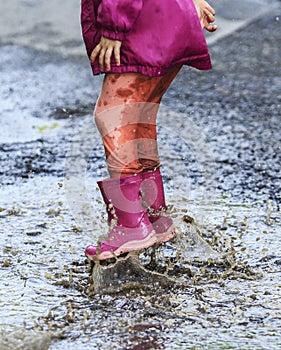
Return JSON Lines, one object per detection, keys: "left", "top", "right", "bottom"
{"left": 81, "top": 0, "right": 97, "bottom": 57}
{"left": 97, "top": 0, "right": 143, "bottom": 41}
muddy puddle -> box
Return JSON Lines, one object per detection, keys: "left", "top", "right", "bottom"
{"left": 1, "top": 117, "right": 280, "bottom": 349}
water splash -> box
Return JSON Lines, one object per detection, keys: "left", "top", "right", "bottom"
{"left": 87, "top": 209, "right": 226, "bottom": 295}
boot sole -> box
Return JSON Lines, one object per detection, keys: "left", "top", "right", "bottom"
{"left": 155, "top": 224, "right": 176, "bottom": 244}
{"left": 93, "top": 230, "right": 158, "bottom": 261}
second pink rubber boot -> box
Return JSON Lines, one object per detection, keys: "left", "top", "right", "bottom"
{"left": 141, "top": 168, "right": 176, "bottom": 244}
{"left": 85, "top": 174, "right": 157, "bottom": 261}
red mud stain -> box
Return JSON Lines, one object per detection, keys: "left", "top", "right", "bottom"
{"left": 103, "top": 101, "right": 108, "bottom": 106}
{"left": 110, "top": 75, "right": 121, "bottom": 84}
{"left": 129, "top": 75, "right": 152, "bottom": 90}
{"left": 116, "top": 88, "right": 134, "bottom": 98}
{"left": 98, "top": 100, "right": 102, "bottom": 107}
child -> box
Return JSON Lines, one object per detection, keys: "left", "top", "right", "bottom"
{"left": 81, "top": 0, "right": 217, "bottom": 260}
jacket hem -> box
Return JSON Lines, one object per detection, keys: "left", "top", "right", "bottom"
{"left": 90, "top": 54, "right": 212, "bottom": 77}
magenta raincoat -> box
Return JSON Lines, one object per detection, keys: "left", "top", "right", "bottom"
{"left": 81, "top": 0, "right": 212, "bottom": 77}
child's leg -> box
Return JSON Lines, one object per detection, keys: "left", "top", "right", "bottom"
{"left": 134, "top": 66, "right": 181, "bottom": 243}
{"left": 94, "top": 65, "right": 181, "bottom": 178}
{"left": 135, "top": 65, "right": 181, "bottom": 170}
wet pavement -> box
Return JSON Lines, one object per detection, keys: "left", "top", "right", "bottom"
{"left": 1, "top": 1, "right": 281, "bottom": 349}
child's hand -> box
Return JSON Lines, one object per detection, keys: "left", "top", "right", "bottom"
{"left": 193, "top": 0, "right": 217, "bottom": 32}
{"left": 90, "top": 36, "right": 122, "bottom": 71}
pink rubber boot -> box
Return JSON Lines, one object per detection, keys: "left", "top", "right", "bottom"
{"left": 85, "top": 174, "right": 157, "bottom": 260}
{"left": 141, "top": 168, "right": 176, "bottom": 244}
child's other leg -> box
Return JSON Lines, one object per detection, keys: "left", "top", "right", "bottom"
{"left": 136, "top": 65, "right": 181, "bottom": 170}
{"left": 135, "top": 65, "right": 182, "bottom": 243}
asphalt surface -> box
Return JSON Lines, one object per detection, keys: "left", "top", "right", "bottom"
{"left": 0, "top": 1, "right": 281, "bottom": 349}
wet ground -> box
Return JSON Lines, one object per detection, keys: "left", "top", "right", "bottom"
{"left": 1, "top": 1, "right": 281, "bottom": 349}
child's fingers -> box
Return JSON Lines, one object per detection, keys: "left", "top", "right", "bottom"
{"left": 99, "top": 48, "right": 106, "bottom": 71}
{"left": 90, "top": 44, "right": 101, "bottom": 63}
{"left": 203, "top": 8, "right": 217, "bottom": 32}
{"left": 205, "top": 3, "right": 216, "bottom": 16}
{"left": 90, "top": 37, "right": 122, "bottom": 71}
{"left": 104, "top": 47, "right": 113, "bottom": 71}
{"left": 205, "top": 22, "right": 217, "bottom": 32}
{"left": 204, "top": 8, "right": 215, "bottom": 23}
{"left": 114, "top": 44, "right": 121, "bottom": 66}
